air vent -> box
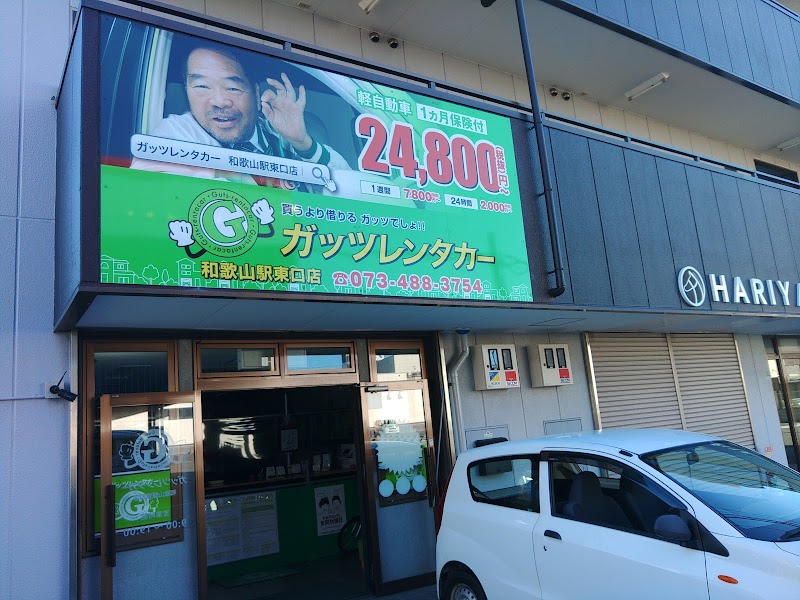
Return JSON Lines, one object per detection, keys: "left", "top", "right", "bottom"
{"left": 297, "top": 1, "right": 312, "bottom": 9}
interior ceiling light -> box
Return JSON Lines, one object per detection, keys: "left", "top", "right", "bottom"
{"left": 624, "top": 72, "right": 669, "bottom": 101}
{"left": 777, "top": 136, "right": 800, "bottom": 151}
{"left": 359, "top": 0, "right": 382, "bottom": 14}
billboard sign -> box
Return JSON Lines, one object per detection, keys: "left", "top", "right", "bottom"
{"left": 99, "top": 15, "right": 532, "bottom": 302}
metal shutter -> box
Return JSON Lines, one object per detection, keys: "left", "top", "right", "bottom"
{"left": 588, "top": 333, "right": 683, "bottom": 430}
{"left": 588, "top": 333, "right": 755, "bottom": 448}
{"left": 670, "top": 333, "right": 755, "bottom": 448}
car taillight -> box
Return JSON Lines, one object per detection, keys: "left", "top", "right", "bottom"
{"left": 434, "top": 468, "right": 453, "bottom": 535}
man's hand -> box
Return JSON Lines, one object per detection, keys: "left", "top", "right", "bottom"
{"left": 251, "top": 199, "right": 274, "bottom": 226}
{"left": 168, "top": 221, "right": 195, "bottom": 247}
{"left": 259, "top": 73, "right": 313, "bottom": 153}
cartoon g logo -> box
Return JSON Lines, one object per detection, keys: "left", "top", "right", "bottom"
{"left": 168, "top": 191, "right": 276, "bottom": 260}
{"left": 678, "top": 266, "right": 706, "bottom": 307}
{"left": 117, "top": 490, "right": 157, "bottom": 522}
{"left": 132, "top": 429, "right": 173, "bottom": 471}
{"left": 189, "top": 190, "right": 259, "bottom": 257}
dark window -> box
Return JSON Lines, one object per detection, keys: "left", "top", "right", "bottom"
{"left": 754, "top": 160, "right": 799, "bottom": 184}
{"left": 468, "top": 456, "right": 539, "bottom": 512}
{"left": 550, "top": 454, "right": 686, "bottom": 538}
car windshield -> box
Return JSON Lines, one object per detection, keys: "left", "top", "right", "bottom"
{"left": 642, "top": 441, "right": 800, "bottom": 542}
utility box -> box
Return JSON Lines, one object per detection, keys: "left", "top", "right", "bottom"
{"left": 472, "top": 345, "right": 520, "bottom": 390}
{"left": 531, "top": 344, "right": 573, "bottom": 386}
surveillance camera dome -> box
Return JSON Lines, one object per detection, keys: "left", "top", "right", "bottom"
{"left": 388, "top": 37, "right": 399, "bottom": 49}
{"left": 369, "top": 31, "right": 380, "bottom": 43}
{"left": 561, "top": 91, "right": 572, "bottom": 101}
{"left": 549, "top": 87, "right": 559, "bottom": 97}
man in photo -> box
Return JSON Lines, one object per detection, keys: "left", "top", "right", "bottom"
{"left": 131, "top": 42, "right": 349, "bottom": 188}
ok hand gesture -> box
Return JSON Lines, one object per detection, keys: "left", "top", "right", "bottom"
{"left": 259, "top": 73, "right": 313, "bottom": 153}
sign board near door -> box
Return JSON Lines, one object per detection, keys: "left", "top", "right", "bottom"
{"left": 97, "top": 14, "right": 532, "bottom": 303}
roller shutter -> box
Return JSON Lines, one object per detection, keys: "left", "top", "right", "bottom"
{"left": 588, "top": 333, "right": 754, "bottom": 448}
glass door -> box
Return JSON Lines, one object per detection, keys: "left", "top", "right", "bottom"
{"left": 360, "top": 382, "right": 436, "bottom": 594}
{"left": 773, "top": 358, "right": 800, "bottom": 470}
{"left": 100, "top": 392, "right": 206, "bottom": 600}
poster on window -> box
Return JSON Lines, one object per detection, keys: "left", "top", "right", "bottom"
{"left": 314, "top": 484, "right": 346, "bottom": 536}
{"left": 98, "top": 14, "right": 533, "bottom": 302}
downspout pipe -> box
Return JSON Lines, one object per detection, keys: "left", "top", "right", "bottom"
{"left": 444, "top": 329, "right": 471, "bottom": 457}
{"left": 482, "top": 0, "right": 566, "bottom": 297}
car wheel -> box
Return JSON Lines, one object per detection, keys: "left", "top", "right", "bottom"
{"left": 444, "top": 571, "right": 487, "bottom": 600}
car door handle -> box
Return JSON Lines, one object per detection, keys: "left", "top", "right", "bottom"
{"left": 544, "top": 530, "right": 561, "bottom": 540}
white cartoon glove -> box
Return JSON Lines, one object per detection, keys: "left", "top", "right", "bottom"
{"left": 168, "top": 220, "right": 195, "bottom": 247}
{"left": 251, "top": 199, "right": 275, "bottom": 226}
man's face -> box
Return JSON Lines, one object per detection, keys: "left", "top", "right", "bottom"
{"left": 185, "top": 48, "right": 257, "bottom": 145}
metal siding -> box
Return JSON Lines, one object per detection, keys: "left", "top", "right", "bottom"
{"left": 761, "top": 187, "right": 800, "bottom": 315}
{"left": 670, "top": 334, "right": 755, "bottom": 448}
{"left": 779, "top": 190, "right": 800, "bottom": 315}
{"left": 718, "top": 0, "right": 754, "bottom": 80}
{"left": 675, "top": 0, "right": 710, "bottom": 61}
{"left": 658, "top": 160, "right": 709, "bottom": 309}
{"left": 624, "top": 0, "right": 657, "bottom": 38}
{"left": 596, "top": 0, "right": 629, "bottom": 26}
{"left": 794, "top": 20, "right": 800, "bottom": 92}
{"left": 515, "top": 121, "right": 550, "bottom": 304}
{"left": 544, "top": 128, "right": 575, "bottom": 305}
{"left": 775, "top": 12, "right": 800, "bottom": 99}
{"left": 697, "top": 0, "right": 733, "bottom": 71}
{"left": 589, "top": 141, "right": 648, "bottom": 306}
{"left": 625, "top": 151, "right": 680, "bottom": 309}
{"left": 589, "top": 333, "right": 683, "bottom": 430}
{"left": 651, "top": 0, "right": 684, "bottom": 50}
{"left": 550, "top": 129, "right": 613, "bottom": 306}
{"left": 755, "top": 0, "right": 792, "bottom": 97}
{"left": 737, "top": 0, "right": 775, "bottom": 90}
{"left": 0, "top": 217, "right": 17, "bottom": 399}
{"left": 712, "top": 173, "right": 761, "bottom": 312}
{"left": 737, "top": 179, "right": 785, "bottom": 314}
{"left": 570, "top": 0, "right": 598, "bottom": 12}
{"left": 686, "top": 168, "right": 733, "bottom": 309}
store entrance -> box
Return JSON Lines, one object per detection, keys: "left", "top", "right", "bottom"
{"left": 201, "top": 385, "right": 369, "bottom": 600}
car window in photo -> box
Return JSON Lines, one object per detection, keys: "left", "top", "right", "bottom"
{"left": 550, "top": 453, "right": 688, "bottom": 538}
{"left": 467, "top": 456, "right": 539, "bottom": 512}
{"left": 642, "top": 441, "right": 800, "bottom": 542}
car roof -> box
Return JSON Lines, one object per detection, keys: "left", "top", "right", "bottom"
{"left": 461, "top": 428, "right": 720, "bottom": 461}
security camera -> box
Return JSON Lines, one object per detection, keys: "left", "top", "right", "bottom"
{"left": 561, "top": 91, "right": 572, "bottom": 101}
{"left": 369, "top": 31, "right": 380, "bottom": 43}
{"left": 49, "top": 384, "right": 77, "bottom": 402}
{"left": 387, "top": 38, "right": 399, "bottom": 49}
{"left": 549, "top": 87, "right": 559, "bottom": 97}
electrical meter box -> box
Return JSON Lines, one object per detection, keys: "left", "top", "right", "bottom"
{"left": 530, "top": 344, "right": 573, "bottom": 386}
{"left": 472, "top": 345, "right": 520, "bottom": 390}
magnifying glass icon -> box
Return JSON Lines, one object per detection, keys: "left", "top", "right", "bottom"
{"left": 311, "top": 165, "right": 337, "bottom": 192}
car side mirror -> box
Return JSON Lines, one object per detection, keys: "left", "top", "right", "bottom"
{"left": 653, "top": 514, "right": 692, "bottom": 542}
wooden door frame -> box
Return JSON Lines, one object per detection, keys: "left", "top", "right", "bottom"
{"left": 359, "top": 380, "right": 437, "bottom": 596}
{"left": 99, "top": 391, "right": 207, "bottom": 600}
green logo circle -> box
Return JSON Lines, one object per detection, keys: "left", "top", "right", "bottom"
{"left": 188, "top": 189, "right": 259, "bottom": 257}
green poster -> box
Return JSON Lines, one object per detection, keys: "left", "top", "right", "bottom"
{"left": 94, "top": 470, "right": 175, "bottom": 534}
{"left": 100, "top": 15, "right": 532, "bottom": 302}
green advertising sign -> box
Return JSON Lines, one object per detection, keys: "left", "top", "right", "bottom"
{"left": 99, "top": 16, "right": 532, "bottom": 302}
{"left": 94, "top": 470, "right": 174, "bottom": 534}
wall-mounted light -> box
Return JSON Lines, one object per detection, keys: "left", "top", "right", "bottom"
{"left": 358, "top": 0, "right": 381, "bottom": 14}
{"left": 624, "top": 72, "right": 669, "bottom": 101}
{"left": 776, "top": 136, "right": 800, "bottom": 151}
